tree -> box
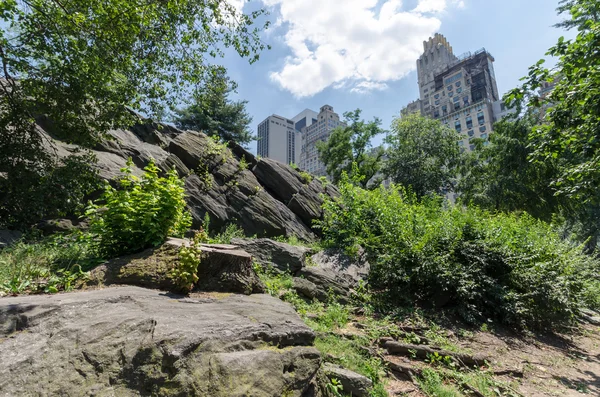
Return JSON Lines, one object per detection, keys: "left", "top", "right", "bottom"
{"left": 384, "top": 113, "right": 463, "bottom": 198}
{"left": 506, "top": 0, "right": 600, "bottom": 203}
{"left": 175, "top": 67, "right": 254, "bottom": 145}
{"left": 457, "top": 112, "right": 563, "bottom": 222}
{"left": 505, "top": 0, "right": 600, "bottom": 251}
{"left": 316, "top": 109, "right": 385, "bottom": 188}
{"left": 0, "top": 0, "right": 269, "bottom": 227}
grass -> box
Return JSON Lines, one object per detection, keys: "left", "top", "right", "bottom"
{"left": 255, "top": 266, "right": 387, "bottom": 396}
{"left": 0, "top": 232, "right": 101, "bottom": 295}
{"left": 418, "top": 368, "right": 462, "bottom": 397}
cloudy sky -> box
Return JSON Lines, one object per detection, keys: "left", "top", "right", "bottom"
{"left": 220, "top": 0, "right": 572, "bottom": 151}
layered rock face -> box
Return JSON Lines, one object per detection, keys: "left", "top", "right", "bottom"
{"left": 0, "top": 287, "right": 321, "bottom": 396}
{"left": 43, "top": 121, "right": 338, "bottom": 241}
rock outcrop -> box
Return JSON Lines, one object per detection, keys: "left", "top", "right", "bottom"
{"left": 295, "top": 248, "right": 370, "bottom": 303}
{"left": 41, "top": 119, "right": 338, "bottom": 242}
{"left": 89, "top": 238, "right": 265, "bottom": 295}
{"left": 0, "top": 286, "right": 321, "bottom": 396}
{"left": 230, "top": 237, "right": 312, "bottom": 274}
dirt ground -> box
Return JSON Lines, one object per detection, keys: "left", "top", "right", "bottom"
{"left": 383, "top": 322, "right": 600, "bottom": 396}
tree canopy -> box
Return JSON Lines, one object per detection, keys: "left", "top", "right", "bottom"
{"left": 175, "top": 67, "right": 253, "bottom": 145}
{"left": 457, "top": 112, "right": 563, "bottom": 222}
{"left": 316, "top": 109, "right": 385, "bottom": 188}
{"left": 0, "top": 0, "right": 269, "bottom": 227}
{"left": 384, "top": 113, "right": 463, "bottom": 198}
{"left": 506, "top": 0, "right": 600, "bottom": 203}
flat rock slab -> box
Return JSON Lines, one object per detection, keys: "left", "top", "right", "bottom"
{"left": 0, "top": 286, "right": 319, "bottom": 396}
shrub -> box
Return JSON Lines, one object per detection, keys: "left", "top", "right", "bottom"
{"left": 317, "top": 178, "right": 600, "bottom": 330}
{"left": 88, "top": 159, "right": 191, "bottom": 256}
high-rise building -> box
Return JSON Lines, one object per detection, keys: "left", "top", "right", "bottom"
{"left": 292, "top": 109, "right": 318, "bottom": 164}
{"left": 402, "top": 34, "right": 502, "bottom": 152}
{"left": 256, "top": 114, "right": 300, "bottom": 164}
{"left": 299, "top": 105, "right": 345, "bottom": 176}
{"left": 256, "top": 106, "right": 343, "bottom": 176}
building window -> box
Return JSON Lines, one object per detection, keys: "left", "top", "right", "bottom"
{"left": 481, "top": 133, "right": 488, "bottom": 139}
{"left": 463, "top": 96, "right": 469, "bottom": 105}
{"left": 434, "top": 94, "right": 440, "bottom": 99}
{"left": 457, "top": 87, "right": 462, "bottom": 94}
{"left": 434, "top": 110, "right": 440, "bottom": 118}
{"left": 458, "top": 141, "right": 464, "bottom": 146}
{"left": 466, "top": 116, "right": 473, "bottom": 129}
{"left": 455, "top": 81, "right": 461, "bottom": 88}
{"left": 470, "top": 144, "right": 475, "bottom": 151}
{"left": 435, "top": 100, "right": 440, "bottom": 105}
{"left": 454, "top": 103, "right": 460, "bottom": 111}
{"left": 468, "top": 130, "right": 474, "bottom": 137}
{"left": 479, "top": 126, "right": 487, "bottom": 133}
{"left": 442, "top": 105, "right": 447, "bottom": 113}
{"left": 449, "top": 91, "right": 454, "bottom": 97}
{"left": 447, "top": 86, "right": 453, "bottom": 92}
{"left": 477, "top": 111, "right": 485, "bottom": 124}
{"left": 455, "top": 120, "right": 461, "bottom": 132}
{"left": 453, "top": 96, "right": 459, "bottom": 102}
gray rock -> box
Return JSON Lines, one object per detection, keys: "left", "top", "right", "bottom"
{"left": 39, "top": 120, "right": 335, "bottom": 242}
{"left": 36, "top": 218, "right": 89, "bottom": 235}
{"left": 296, "top": 248, "right": 370, "bottom": 303}
{"left": 253, "top": 158, "right": 305, "bottom": 203}
{"left": 0, "top": 287, "right": 320, "bottom": 396}
{"left": 231, "top": 238, "right": 312, "bottom": 274}
{"left": 0, "top": 229, "right": 21, "bottom": 249}
{"left": 89, "top": 238, "right": 265, "bottom": 295}
{"left": 310, "top": 248, "right": 370, "bottom": 285}
{"left": 293, "top": 277, "right": 326, "bottom": 302}
{"left": 322, "top": 363, "right": 372, "bottom": 397}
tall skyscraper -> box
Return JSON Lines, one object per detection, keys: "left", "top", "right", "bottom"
{"left": 256, "top": 114, "right": 300, "bottom": 164}
{"left": 256, "top": 106, "right": 343, "bottom": 177}
{"left": 299, "top": 105, "right": 345, "bottom": 176}
{"left": 402, "top": 34, "right": 507, "bottom": 152}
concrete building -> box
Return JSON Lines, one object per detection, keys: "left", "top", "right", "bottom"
{"left": 402, "top": 34, "right": 501, "bottom": 152}
{"left": 300, "top": 105, "right": 345, "bottom": 177}
{"left": 292, "top": 109, "right": 318, "bottom": 164}
{"left": 256, "top": 114, "right": 299, "bottom": 164}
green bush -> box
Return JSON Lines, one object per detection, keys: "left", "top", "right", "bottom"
{"left": 317, "top": 178, "right": 600, "bottom": 330}
{"left": 88, "top": 159, "right": 191, "bottom": 256}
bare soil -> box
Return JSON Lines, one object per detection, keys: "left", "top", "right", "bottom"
{"left": 384, "top": 322, "right": 600, "bottom": 396}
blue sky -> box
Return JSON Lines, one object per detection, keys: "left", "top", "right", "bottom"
{"left": 221, "top": 0, "right": 574, "bottom": 152}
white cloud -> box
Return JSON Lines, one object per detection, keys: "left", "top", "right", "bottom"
{"left": 351, "top": 81, "right": 389, "bottom": 94}
{"left": 414, "top": 0, "right": 465, "bottom": 13}
{"left": 262, "top": 0, "right": 465, "bottom": 97}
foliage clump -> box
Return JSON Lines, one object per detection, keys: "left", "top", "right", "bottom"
{"left": 88, "top": 159, "right": 191, "bottom": 256}
{"left": 171, "top": 231, "right": 205, "bottom": 293}
{"left": 317, "top": 177, "right": 600, "bottom": 330}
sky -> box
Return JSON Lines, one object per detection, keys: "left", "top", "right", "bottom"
{"left": 220, "top": 0, "right": 574, "bottom": 153}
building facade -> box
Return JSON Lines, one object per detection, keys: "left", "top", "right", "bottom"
{"left": 256, "top": 106, "right": 343, "bottom": 176}
{"left": 257, "top": 114, "right": 299, "bottom": 164}
{"left": 299, "top": 105, "right": 345, "bottom": 176}
{"left": 403, "top": 34, "right": 504, "bottom": 152}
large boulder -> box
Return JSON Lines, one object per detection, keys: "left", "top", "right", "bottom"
{"left": 0, "top": 287, "right": 321, "bottom": 396}
{"left": 89, "top": 238, "right": 265, "bottom": 295}
{"left": 294, "top": 248, "right": 370, "bottom": 303}
{"left": 39, "top": 119, "right": 337, "bottom": 242}
{"left": 230, "top": 238, "right": 312, "bottom": 274}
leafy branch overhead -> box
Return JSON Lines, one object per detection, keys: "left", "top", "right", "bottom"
{"left": 0, "top": 0, "right": 270, "bottom": 227}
